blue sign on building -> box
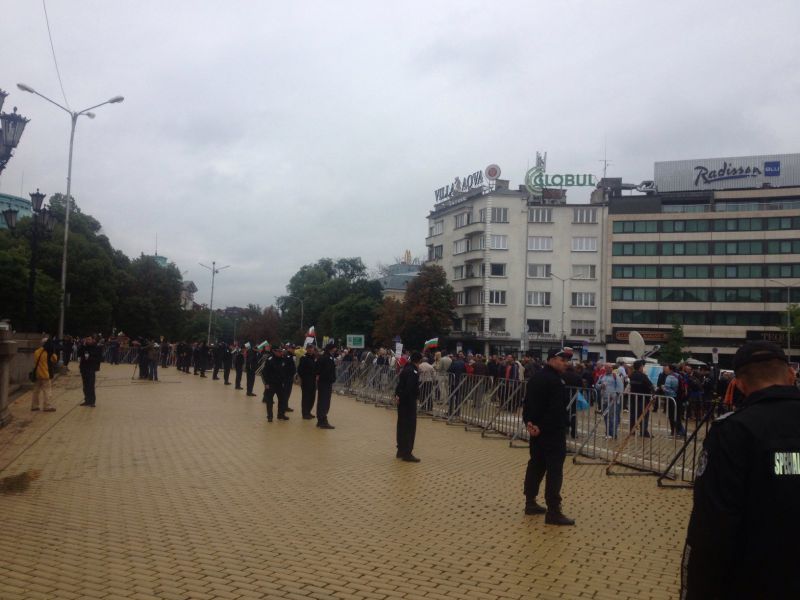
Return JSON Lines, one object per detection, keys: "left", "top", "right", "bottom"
{"left": 764, "top": 161, "right": 781, "bottom": 177}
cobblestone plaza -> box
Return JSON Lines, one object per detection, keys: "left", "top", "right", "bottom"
{"left": 0, "top": 366, "right": 692, "bottom": 600}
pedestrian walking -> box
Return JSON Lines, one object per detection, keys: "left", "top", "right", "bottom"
{"left": 395, "top": 351, "right": 422, "bottom": 462}
{"left": 298, "top": 345, "right": 317, "bottom": 419}
{"left": 523, "top": 347, "right": 575, "bottom": 525}
{"left": 681, "top": 341, "right": 800, "bottom": 599}
{"left": 596, "top": 364, "right": 624, "bottom": 438}
{"left": 281, "top": 344, "right": 296, "bottom": 411}
{"left": 30, "top": 337, "right": 57, "bottom": 412}
{"left": 314, "top": 342, "right": 337, "bottom": 429}
{"left": 78, "top": 335, "right": 102, "bottom": 407}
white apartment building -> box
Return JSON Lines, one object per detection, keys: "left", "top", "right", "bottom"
{"left": 426, "top": 179, "right": 607, "bottom": 360}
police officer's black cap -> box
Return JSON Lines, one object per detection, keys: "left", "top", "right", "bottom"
{"left": 547, "top": 347, "right": 573, "bottom": 360}
{"left": 324, "top": 342, "right": 336, "bottom": 350}
{"left": 732, "top": 341, "right": 788, "bottom": 373}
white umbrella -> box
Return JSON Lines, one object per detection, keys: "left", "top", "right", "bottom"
{"left": 685, "top": 358, "right": 706, "bottom": 366}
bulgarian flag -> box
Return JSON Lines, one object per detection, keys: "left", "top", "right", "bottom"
{"left": 424, "top": 337, "right": 439, "bottom": 350}
{"left": 257, "top": 340, "right": 270, "bottom": 351}
{"left": 304, "top": 326, "right": 316, "bottom": 348}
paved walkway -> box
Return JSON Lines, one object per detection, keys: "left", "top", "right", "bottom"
{"left": 0, "top": 365, "right": 692, "bottom": 600}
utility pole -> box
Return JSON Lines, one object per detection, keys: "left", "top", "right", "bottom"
{"left": 200, "top": 261, "right": 230, "bottom": 345}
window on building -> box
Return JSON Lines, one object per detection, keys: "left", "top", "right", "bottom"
{"left": 489, "top": 318, "right": 506, "bottom": 332}
{"left": 571, "top": 237, "right": 598, "bottom": 252}
{"left": 453, "top": 266, "right": 464, "bottom": 280}
{"left": 528, "top": 263, "right": 552, "bottom": 278}
{"left": 428, "top": 245, "right": 443, "bottom": 260}
{"left": 573, "top": 207, "right": 597, "bottom": 224}
{"left": 489, "top": 263, "right": 506, "bottom": 276}
{"left": 571, "top": 292, "right": 596, "bottom": 307}
{"left": 490, "top": 207, "right": 508, "bottom": 222}
{"left": 453, "top": 239, "right": 468, "bottom": 254}
{"left": 454, "top": 212, "right": 472, "bottom": 228}
{"left": 527, "top": 291, "right": 551, "bottom": 306}
{"left": 570, "top": 320, "right": 596, "bottom": 336}
{"left": 455, "top": 292, "right": 466, "bottom": 306}
{"left": 529, "top": 207, "right": 552, "bottom": 223}
{"left": 528, "top": 236, "right": 553, "bottom": 251}
{"left": 429, "top": 220, "right": 443, "bottom": 237}
{"left": 488, "top": 290, "right": 506, "bottom": 305}
{"left": 527, "top": 319, "right": 550, "bottom": 333}
{"left": 452, "top": 318, "right": 462, "bottom": 331}
{"left": 490, "top": 234, "right": 508, "bottom": 250}
{"left": 572, "top": 264, "right": 596, "bottom": 279}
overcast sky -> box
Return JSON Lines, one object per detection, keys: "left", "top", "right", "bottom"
{"left": 3, "top": 1, "right": 799, "bottom": 308}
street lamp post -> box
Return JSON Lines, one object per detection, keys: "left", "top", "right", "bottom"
{"left": 16, "top": 83, "right": 123, "bottom": 351}
{"left": 551, "top": 273, "right": 572, "bottom": 347}
{"left": 768, "top": 278, "right": 800, "bottom": 361}
{"left": 199, "top": 261, "right": 230, "bottom": 345}
{"left": 3, "top": 190, "right": 56, "bottom": 332}
{"left": 278, "top": 296, "right": 304, "bottom": 339}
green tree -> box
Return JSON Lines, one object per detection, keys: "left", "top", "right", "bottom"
{"left": 372, "top": 297, "right": 404, "bottom": 348}
{"left": 400, "top": 264, "right": 455, "bottom": 351}
{"left": 660, "top": 319, "right": 687, "bottom": 364}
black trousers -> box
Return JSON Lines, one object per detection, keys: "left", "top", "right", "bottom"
{"left": 161, "top": 354, "right": 168, "bottom": 368}
{"left": 246, "top": 370, "right": 255, "bottom": 394}
{"left": 301, "top": 378, "right": 316, "bottom": 416}
{"left": 629, "top": 395, "right": 651, "bottom": 434}
{"left": 524, "top": 432, "right": 566, "bottom": 509}
{"left": 235, "top": 367, "right": 243, "bottom": 388}
{"left": 396, "top": 399, "right": 417, "bottom": 456}
{"left": 81, "top": 369, "right": 97, "bottom": 405}
{"left": 263, "top": 383, "right": 286, "bottom": 417}
{"left": 317, "top": 382, "right": 333, "bottom": 424}
{"left": 213, "top": 364, "right": 221, "bottom": 379}
{"left": 223, "top": 366, "right": 231, "bottom": 384}
{"left": 283, "top": 379, "right": 294, "bottom": 407}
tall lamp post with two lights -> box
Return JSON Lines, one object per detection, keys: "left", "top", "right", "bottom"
{"left": 16, "top": 83, "right": 123, "bottom": 349}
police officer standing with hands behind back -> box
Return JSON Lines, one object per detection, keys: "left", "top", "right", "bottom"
{"left": 681, "top": 340, "right": 800, "bottom": 599}
{"left": 523, "top": 347, "right": 575, "bottom": 526}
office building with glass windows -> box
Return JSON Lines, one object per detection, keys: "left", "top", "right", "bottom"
{"left": 426, "top": 178, "right": 606, "bottom": 360}
{"left": 603, "top": 153, "right": 800, "bottom": 366}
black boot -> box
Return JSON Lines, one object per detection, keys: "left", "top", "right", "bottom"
{"left": 545, "top": 508, "right": 575, "bottom": 526}
{"left": 524, "top": 498, "right": 547, "bottom": 515}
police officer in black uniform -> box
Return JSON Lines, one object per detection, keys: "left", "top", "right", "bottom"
{"left": 314, "top": 342, "right": 337, "bottom": 429}
{"left": 212, "top": 342, "right": 224, "bottom": 380}
{"left": 245, "top": 343, "right": 258, "bottom": 396}
{"left": 281, "top": 344, "right": 296, "bottom": 412}
{"left": 523, "top": 347, "right": 575, "bottom": 525}
{"left": 395, "top": 351, "right": 422, "bottom": 462}
{"left": 78, "top": 335, "right": 102, "bottom": 407}
{"left": 681, "top": 341, "right": 800, "bottom": 599}
{"left": 297, "top": 345, "right": 317, "bottom": 419}
{"left": 233, "top": 345, "right": 245, "bottom": 389}
{"left": 222, "top": 342, "right": 233, "bottom": 385}
{"left": 261, "top": 344, "right": 287, "bottom": 422}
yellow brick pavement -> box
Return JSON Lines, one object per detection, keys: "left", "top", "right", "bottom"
{"left": 0, "top": 365, "right": 692, "bottom": 599}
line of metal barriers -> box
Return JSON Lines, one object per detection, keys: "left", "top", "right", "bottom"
{"left": 333, "top": 362, "right": 716, "bottom": 487}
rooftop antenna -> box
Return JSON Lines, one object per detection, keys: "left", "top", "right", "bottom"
{"left": 599, "top": 138, "right": 612, "bottom": 179}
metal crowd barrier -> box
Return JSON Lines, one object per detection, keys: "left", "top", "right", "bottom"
{"left": 333, "top": 363, "right": 715, "bottom": 485}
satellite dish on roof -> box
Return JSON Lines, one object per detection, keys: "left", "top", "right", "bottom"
{"left": 629, "top": 330, "right": 645, "bottom": 359}
{"left": 484, "top": 164, "right": 501, "bottom": 181}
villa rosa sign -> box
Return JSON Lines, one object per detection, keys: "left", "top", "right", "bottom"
{"left": 434, "top": 169, "right": 485, "bottom": 202}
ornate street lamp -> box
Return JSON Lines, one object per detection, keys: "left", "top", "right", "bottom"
{"left": 0, "top": 93, "right": 30, "bottom": 175}
{"left": 2, "top": 206, "right": 17, "bottom": 229}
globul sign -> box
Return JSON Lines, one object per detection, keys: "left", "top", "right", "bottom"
{"left": 525, "top": 163, "right": 595, "bottom": 194}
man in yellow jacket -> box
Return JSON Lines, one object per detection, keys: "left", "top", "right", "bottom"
{"left": 32, "top": 337, "right": 57, "bottom": 412}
